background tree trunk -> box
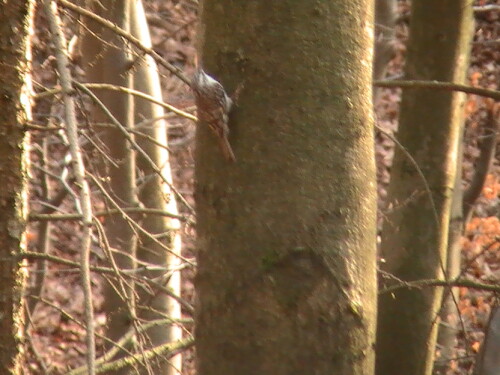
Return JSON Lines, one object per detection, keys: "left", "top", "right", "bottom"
{"left": 0, "top": 1, "right": 34, "bottom": 373}
{"left": 373, "top": 0, "right": 396, "bottom": 100}
{"left": 130, "top": 1, "right": 183, "bottom": 373}
{"left": 473, "top": 306, "right": 500, "bottom": 375}
{"left": 435, "top": 139, "right": 465, "bottom": 373}
{"left": 195, "top": 1, "right": 377, "bottom": 375}
{"left": 438, "top": 105, "right": 498, "bottom": 373}
{"left": 376, "top": 1, "right": 473, "bottom": 375}
{"left": 81, "top": 1, "right": 137, "bottom": 374}
{"left": 82, "top": 1, "right": 183, "bottom": 373}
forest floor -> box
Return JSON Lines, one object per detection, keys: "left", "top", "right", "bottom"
{"left": 26, "top": 0, "right": 499, "bottom": 374}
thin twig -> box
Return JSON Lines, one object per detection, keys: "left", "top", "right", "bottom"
{"left": 34, "top": 83, "right": 197, "bottom": 122}
{"left": 87, "top": 172, "right": 195, "bottom": 265}
{"left": 74, "top": 81, "right": 195, "bottom": 214}
{"left": 56, "top": 0, "right": 191, "bottom": 85}
{"left": 32, "top": 296, "right": 137, "bottom": 364}
{"left": 66, "top": 336, "right": 195, "bottom": 375}
{"left": 11, "top": 250, "right": 195, "bottom": 313}
{"left": 65, "top": 318, "right": 192, "bottom": 375}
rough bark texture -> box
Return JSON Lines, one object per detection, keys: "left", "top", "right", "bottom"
{"left": 131, "top": 1, "right": 183, "bottom": 374}
{"left": 195, "top": 1, "right": 377, "bottom": 375}
{"left": 81, "top": 1, "right": 137, "bottom": 374}
{"left": 0, "top": 1, "right": 34, "bottom": 373}
{"left": 376, "top": 2, "right": 473, "bottom": 375}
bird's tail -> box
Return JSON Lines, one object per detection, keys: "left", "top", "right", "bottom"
{"left": 218, "top": 136, "right": 236, "bottom": 162}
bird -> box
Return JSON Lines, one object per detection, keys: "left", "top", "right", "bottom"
{"left": 191, "top": 69, "right": 236, "bottom": 162}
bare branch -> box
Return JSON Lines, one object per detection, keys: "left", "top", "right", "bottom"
{"left": 34, "top": 83, "right": 197, "bottom": 122}
{"left": 66, "top": 318, "right": 193, "bottom": 375}
{"left": 14, "top": 250, "right": 195, "bottom": 313}
{"left": 473, "top": 5, "right": 500, "bottom": 13}
{"left": 42, "top": 1, "right": 96, "bottom": 373}
{"left": 87, "top": 173, "right": 195, "bottom": 266}
{"left": 379, "top": 274, "right": 500, "bottom": 295}
{"left": 56, "top": 0, "right": 191, "bottom": 85}
{"left": 29, "top": 207, "right": 192, "bottom": 223}
{"left": 65, "top": 336, "right": 195, "bottom": 375}
{"left": 75, "top": 81, "right": 195, "bottom": 214}
{"left": 374, "top": 79, "right": 500, "bottom": 100}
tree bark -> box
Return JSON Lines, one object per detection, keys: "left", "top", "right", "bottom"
{"left": 0, "top": 1, "right": 34, "bottom": 373}
{"left": 195, "top": 1, "right": 377, "bottom": 375}
{"left": 376, "top": 1, "right": 473, "bottom": 375}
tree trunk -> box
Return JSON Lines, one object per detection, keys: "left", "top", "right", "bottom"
{"left": 130, "top": 1, "right": 183, "bottom": 374}
{"left": 435, "top": 139, "right": 464, "bottom": 373}
{"left": 0, "top": 1, "right": 34, "bottom": 373}
{"left": 195, "top": 1, "right": 377, "bottom": 375}
{"left": 473, "top": 306, "right": 500, "bottom": 375}
{"left": 376, "top": 2, "right": 473, "bottom": 375}
{"left": 438, "top": 101, "right": 497, "bottom": 374}
{"left": 81, "top": 1, "right": 137, "bottom": 374}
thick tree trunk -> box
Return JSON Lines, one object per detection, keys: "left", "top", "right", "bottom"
{"left": 0, "top": 1, "right": 34, "bottom": 373}
{"left": 195, "top": 1, "right": 377, "bottom": 375}
{"left": 376, "top": 2, "right": 473, "bottom": 375}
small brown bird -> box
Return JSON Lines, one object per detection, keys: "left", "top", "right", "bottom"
{"left": 191, "top": 69, "right": 236, "bottom": 162}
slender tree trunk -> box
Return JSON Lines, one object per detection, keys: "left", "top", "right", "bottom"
{"left": 130, "top": 1, "right": 183, "bottom": 374}
{"left": 435, "top": 139, "right": 464, "bottom": 373}
{"left": 376, "top": 2, "right": 473, "bottom": 375}
{"left": 473, "top": 306, "right": 500, "bottom": 375}
{"left": 0, "top": 1, "right": 34, "bottom": 373}
{"left": 438, "top": 104, "right": 497, "bottom": 373}
{"left": 81, "top": 2, "right": 137, "bottom": 374}
{"left": 195, "top": 1, "right": 377, "bottom": 375}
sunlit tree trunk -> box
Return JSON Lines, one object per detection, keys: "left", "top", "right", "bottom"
{"left": 130, "top": 1, "right": 183, "bottom": 374}
{"left": 81, "top": 2, "right": 137, "bottom": 374}
{"left": 376, "top": 1, "right": 473, "bottom": 375}
{"left": 0, "top": 1, "right": 34, "bottom": 373}
{"left": 195, "top": 1, "right": 377, "bottom": 375}
{"left": 435, "top": 139, "right": 464, "bottom": 374}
